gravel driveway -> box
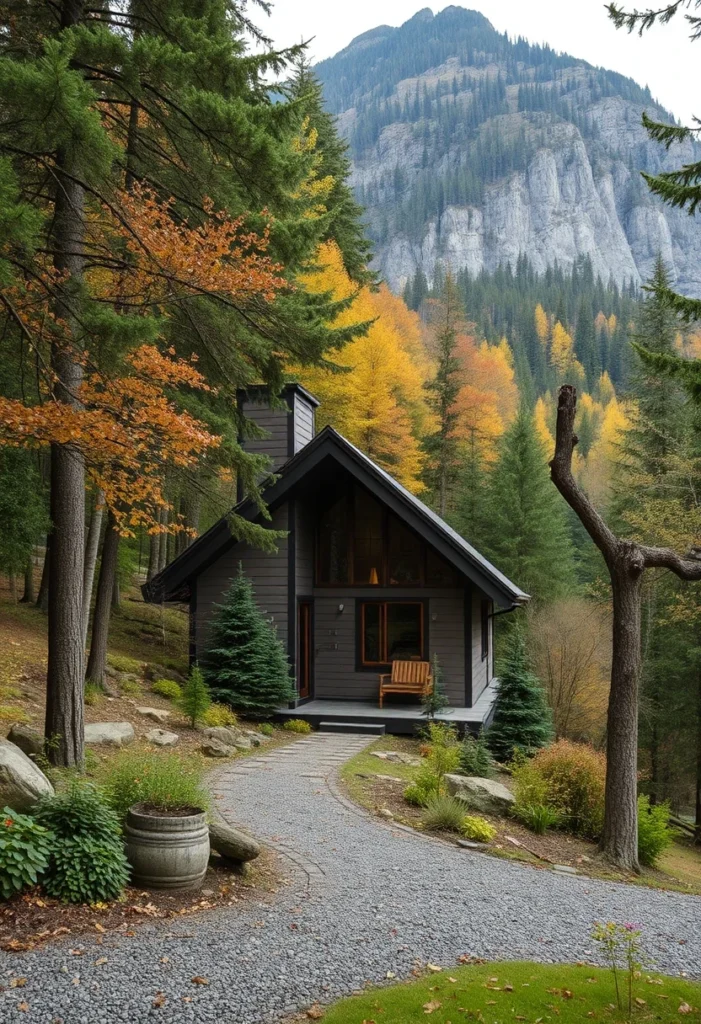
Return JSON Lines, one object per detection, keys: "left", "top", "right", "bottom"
{"left": 2, "top": 732, "right": 699, "bottom": 1024}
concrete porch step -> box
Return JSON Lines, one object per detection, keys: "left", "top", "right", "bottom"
{"left": 319, "top": 720, "right": 386, "bottom": 735}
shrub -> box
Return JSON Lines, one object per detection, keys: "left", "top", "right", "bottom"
{"left": 34, "top": 783, "right": 129, "bottom": 903}
{"left": 151, "top": 678, "right": 182, "bottom": 701}
{"left": 531, "top": 740, "right": 606, "bottom": 839}
{"left": 283, "top": 718, "right": 312, "bottom": 734}
{"left": 258, "top": 723, "right": 275, "bottom": 737}
{"left": 120, "top": 678, "right": 142, "bottom": 696}
{"left": 107, "top": 654, "right": 143, "bottom": 675}
{"left": 513, "top": 803, "right": 562, "bottom": 835}
{"left": 638, "top": 795, "right": 675, "bottom": 867}
{"left": 99, "top": 750, "right": 209, "bottom": 821}
{"left": 178, "top": 666, "right": 211, "bottom": 728}
{"left": 84, "top": 681, "right": 103, "bottom": 707}
{"left": 462, "top": 815, "right": 497, "bottom": 842}
{"left": 459, "top": 735, "right": 494, "bottom": 778}
{"left": 404, "top": 781, "right": 433, "bottom": 807}
{"left": 421, "top": 655, "right": 450, "bottom": 720}
{"left": 422, "top": 795, "right": 465, "bottom": 832}
{"left": 0, "top": 807, "right": 53, "bottom": 899}
{"left": 202, "top": 703, "right": 238, "bottom": 728}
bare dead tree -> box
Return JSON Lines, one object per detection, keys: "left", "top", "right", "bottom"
{"left": 551, "top": 384, "right": 701, "bottom": 870}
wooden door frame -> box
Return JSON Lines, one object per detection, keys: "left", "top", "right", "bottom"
{"left": 297, "top": 597, "right": 314, "bottom": 701}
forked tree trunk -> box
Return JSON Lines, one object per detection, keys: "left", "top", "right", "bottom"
{"left": 551, "top": 385, "right": 701, "bottom": 871}
{"left": 21, "top": 556, "right": 36, "bottom": 604}
{"left": 81, "top": 491, "right": 104, "bottom": 651}
{"left": 85, "top": 512, "right": 120, "bottom": 687}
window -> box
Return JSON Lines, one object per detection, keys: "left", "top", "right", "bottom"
{"left": 353, "top": 488, "right": 384, "bottom": 585}
{"left": 317, "top": 492, "right": 350, "bottom": 584}
{"left": 388, "top": 516, "right": 422, "bottom": 584}
{"left": 426, "top": 548, "right": 458, "bottom": 587}
{"left": 360, "top": 602, "right": 425, "bottom": 666}
{"left": 481, "top": 599, "right": 491, "bottom": 661}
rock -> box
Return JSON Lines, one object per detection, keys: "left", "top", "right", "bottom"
{"left": 378, "top": 808, "right": 394, "bottom": 819}
{"left": 0, "top": 738, "right": 53, "bottom": 812}
{"left": 201, "top": 739, "right": 234, "bottom": 758}
{"left": 202, "top": 726, "right": 241, "bottom": 746}
{"left": 146, "top": 729, "right": 179, "bottom": 747}
{"left": 457, "top": 839, "right": 488, "bottom": 850}
{"left": 208, "top": 820, "right": 260, "bottom": 863}
{"left": 374, "top": 774, "right": 404, "bottom": 783}
{"left": 233, "top": 736, "right": 252, "bottom": 751}
{"left": 444, "top": 774, "right": 515, "bottom": 815}
{"left": 553, "top": 864, "right": 578, "bottom": 875}
{"left": 84, "top": 722, "right": 136, "bottom": 747}
{"left": 137, "top": 706, "right": 171, "bottom": 723}
{"left": 243, "top": 730, "right": 271, "bottom": 745}
{"left": 6, "top": 723, "right": 43, "bottom": 759}
{"left": 371, "top": 751, "right": 421, "bottom": 766}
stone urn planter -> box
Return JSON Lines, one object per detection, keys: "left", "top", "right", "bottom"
{"left": 125, "top": 803, "right": 210, "bottom": 890}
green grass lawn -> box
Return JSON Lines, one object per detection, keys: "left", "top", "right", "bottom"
{"left": 320, "top": 962, "right": 701, "bottom": 1023}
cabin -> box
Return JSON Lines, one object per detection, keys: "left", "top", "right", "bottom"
{"left": 143, "top": 384, "right": 529, "bottom": 734}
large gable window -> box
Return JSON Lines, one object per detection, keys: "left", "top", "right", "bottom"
{"left": 360, "top": 601, "right": 425, "bottom": 666}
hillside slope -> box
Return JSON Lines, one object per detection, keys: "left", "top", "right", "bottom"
{"left": 316, "top": 6, "right": 701, "bottom": 294}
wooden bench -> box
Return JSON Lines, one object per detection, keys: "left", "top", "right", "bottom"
{"left": 378, "top": 660, "right": 433, "bottom": 708}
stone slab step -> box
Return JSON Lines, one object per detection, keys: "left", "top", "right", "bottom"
{"left": 319, "top": 721, "right": 385, "bottom": 735}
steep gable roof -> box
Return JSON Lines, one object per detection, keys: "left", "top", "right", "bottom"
{"left": 143, "top": 426, "right": 529, "bottom": 608}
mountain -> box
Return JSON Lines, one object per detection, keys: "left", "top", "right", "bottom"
{"left": 315, "top": 6, "right": 701, "bottom": 295}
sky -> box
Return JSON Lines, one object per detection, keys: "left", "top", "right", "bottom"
{"left": 259, "top": 0, "right": 697, "bottom": 126}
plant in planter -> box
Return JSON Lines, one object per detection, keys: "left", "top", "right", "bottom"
{"left": 102, "top": 750, "right": 210, "bottom": 890}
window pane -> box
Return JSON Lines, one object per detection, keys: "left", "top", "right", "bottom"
{"left": 317, "top": 494, "right": 349, "bottom": 584}
{"left": 386, "top": 604, "right": 423, "bottom": 661}
{"left": 426, "top": 548, "right": 458, "bottom": 587}
{"left": 363, "top": 604, "right": 382, "bottom": 663}
{"left": 388, "top": 516, "right": 422, "bottom": 584}
{"left": 354, "top": 487, "right": 384, "bottom": 585}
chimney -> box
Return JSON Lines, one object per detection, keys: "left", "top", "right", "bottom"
{"left": 236, "top": 383, "right": 319, "bottom": 475}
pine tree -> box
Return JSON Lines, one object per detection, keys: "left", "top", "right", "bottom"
{"left": 486, "top": 626, "right": 553, "bottom": 761}
{"left": 421, "top": 655, "right": 451, "bottom": 720}
{"left": 203, "top": 565, "right": 294, "bottom": 717}
{"left": 484, "top": 406, "right": 576, "bottom": 601}
{"left": 178, "top": 666, "right": 212, "bottom": 729}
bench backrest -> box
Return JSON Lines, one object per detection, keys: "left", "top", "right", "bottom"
{"left": 390, "top": 660, "right": 431, "bottom": 684}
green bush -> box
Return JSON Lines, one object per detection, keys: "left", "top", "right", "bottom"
{"left": 637, "top": 795, "right": 675, "bottom": 867}
{"left": 283, "top": 718, "right": 312, "bottom": 734}
{"left": 0, "top": 807, "right": 53, "bottom": 899}
{"left": 462, "top": 815, "right": 497, "bottom": 842}
{"left": 178, "top": 666, "right": 211, "bottom": 728}
{"left": 404, "top": 781, "right": 432, "bottom": 807}
{"left": 84, "top": 681, "right": 103, "bottom": 707}
{"left": 513, "top": 802, "right": 562, "bottom": 835}
{"left": 34, "top": 783, "right": 129, "bottom": 904}
{"left": 259, "top": 723, "right": 275, "bottom": 737}
{"left": 532, "top": 740, "right": 606, "bottom": 839}
{"left": 202, "top": 703, "right": 238, "bottom": 728}
{"left": 120, "top": 678, "right": 142, "bottom": 696}
{"left": 421, "top": 795, "right": 465, "bottom": 832}
{"left": 107, "top": 654, "right": 143, "bottom": 675}
{"left": 459, "top": 735, "right": 494, "bottom": 778}
{"left": 151, "top": 678, "right": 182, "bottom": 701}
{"left": 99, "top": 750, "right": 208, "bottom": 821}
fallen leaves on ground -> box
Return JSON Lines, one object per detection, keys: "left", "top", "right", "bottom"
{"left": 423, "top": 999, "right": 441, "bottom": 1014}
{"left": 191, "top": 976, "right": 209, "bottom": 986}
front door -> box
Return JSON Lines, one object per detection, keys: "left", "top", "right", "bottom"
{"left": 297, "top": 600, "right": 313, "bottom": 699}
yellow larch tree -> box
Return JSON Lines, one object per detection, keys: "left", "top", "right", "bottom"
{"left": 535, "top": 303, "right": 550, "bottom": 347}
{"left": 452, "top": 334, "right": 518, "bottom": 463}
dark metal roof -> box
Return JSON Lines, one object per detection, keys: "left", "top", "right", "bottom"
{"left": 142, "top": 425, "right": 529, "bottom": 608}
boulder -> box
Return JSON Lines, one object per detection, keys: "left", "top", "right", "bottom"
{"left": 243, "top": 730, "right": 270, "bottom": 746}
{"left": 0, "top": 738, "right": 53, "bottom": 812}
{"left": 233, "top": 736, "right": 252, "bottom": 751}
{"left": 201, "top": 739, "right": 234, "bottom": 758}
{"left": 84, "top": 722, "right": 136, "bottom": 747}
{"left": 146, "top": 728, "right": 179, "bottom": 747}
{"left": 208, "top": 820, "right": 260, "bottom": 863}
{"left": 137, "top": 707, "right": 170, "bottom": 724}
{"left": 202, "top": 726, "right": 241, "bottom": 746}
{"left": 144, "top": 663, "right": 168, "bottom": 682}
{"left": 371, "top": 750, "right": 421, "bottom": 767}
{"left": 6, "top": 723, "right": 43, "bottom": 759}
{"left": 444, "top": 774, "right": 515, "bottom": 815}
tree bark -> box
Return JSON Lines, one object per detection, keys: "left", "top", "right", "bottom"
{"left": 147, "top": 524, "right": 160, "bottom": 581}
{"left": 20, "top": 556, "right": 36, "bottom": 604}
{"left": 8, "top": 574, "right": 17, "bottom": 603}
{"left": 36, "top": 538, "right": 50, "bottom": 612}
{"left": 551, "top": 384, "right": 701, "bottom": 871}
{"left": 158, "top": 506, "right": 169, "bottom": 572}
{"left": 112, "top": 571, "right": 121, "bottom": 611}
{"left": 85, "top": 512, "right": 120, "bottom": 687}
{"left": 81, "top": 491, "right": 104, "bottom": 651}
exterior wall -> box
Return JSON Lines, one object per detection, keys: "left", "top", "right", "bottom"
{"left": 311, "top": 588, "right": 466, "bottom": 705}
{"left": 293, "top": 393, "right": 315, "bottom": 454}
{"left": 471, "top": 587, "right": 493, "bottom": 704}
{"left": 194, "top": 503, "right": 289, "bottom": 659}
{"left": 240, "top": 398, "right": 290, "bottom": 472}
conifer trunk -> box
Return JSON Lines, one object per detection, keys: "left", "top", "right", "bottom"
{"left": 36, "top": 538, "right": 50, "bottom": 612}
{"left": 21, "top": 556, "right": 35, "bottom": 604}
{"left": 81, "top": 491, "right": 104, "bottom": 651}
{"left": 85, "top": 512, "right": 120, "bottom": 687}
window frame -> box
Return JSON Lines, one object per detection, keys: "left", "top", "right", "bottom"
{"left": 356, "top": 599, "right": 428, "bottom": 670}
{"left": 481, "top": 599, "right": 492, "bottom": 662}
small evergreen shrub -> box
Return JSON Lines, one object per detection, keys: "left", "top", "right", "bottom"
{"left": 259, "top": 723, "right": 275, "bottom": 737}
{"left": 513, "top": 802, "right": 562, "bottom": 835}
{"left": 100, "top": 750, "right": 208, "bottom": 821}
{"left": 486, "top": 626, "right": 553, "bottom": 762}
{"left": 637, "top": 795, "right": 675, "bottom": 867}
{"left": 202, "top": 703, "right": 238, "bottom": 728}
{"left": 283, "top": 718, "right": 312, "bottom": 734}
{"left": 0, "top": 807, "right": 53, "bottom": 899}
{"left": 120, "top": 678, "right": 142, "bottom": 696}
{"left": 203, "top": 565, "right": 294, "bottom": 717}
{"left": 421, "top": 655, "right": 451, "bottom": 719}
{"left": 34, "top": 783, "right": 129, "bottom": 904}
{"left": 107, "top": 654, "right": 143, "bottom": 675}
{"left": 84, "top": 681, "right": 103, "bottom": 707}
{"left": 459, "top": 735, "right": 494, "bottom": 778}
{"left": 422, "top": 795, "right": 466, "bottom": 832}
{"left": 462, "top": 815, "right": 497, "bottom": 843}
{"left": 151, "top": 678, "right": 182, "bottom": 701}
{"left": 532, "top": 740, "right": 606, "bottom": 839}
{"left": 178, "top": 666, "right": 211, "bottom": 728}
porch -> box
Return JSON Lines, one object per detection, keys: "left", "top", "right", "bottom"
{"left": 277, "top": 681, "right": 498, "bottom": 736}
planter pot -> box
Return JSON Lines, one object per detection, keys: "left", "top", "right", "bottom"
{"left": 125, "top": 803, "right": 210, "bottom": 890}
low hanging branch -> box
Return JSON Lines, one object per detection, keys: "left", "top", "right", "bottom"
{"left": 550, "top": 384, "right": 701, "bottom": 871}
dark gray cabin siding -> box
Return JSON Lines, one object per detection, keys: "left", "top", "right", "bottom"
{"left": 471, "top": 587, "right": 492, "bottom": 703}
{"left": 295, "top": 500, "right": 315, "bottom": 596}
{"left": 239, "top": 398, "right": 289, "bottom": 472}
{"left": 311, "top": 588, "right": 465, "bottom": 703}
{"left": 193, "top": 504, "right": 289, "bottom": 659}
{"left": 293, "top": 393, "right": 315, "bottom": 453}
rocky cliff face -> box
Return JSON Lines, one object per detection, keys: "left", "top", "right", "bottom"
{"left": 317, "top": 7, "right": 701, "bottom": 295}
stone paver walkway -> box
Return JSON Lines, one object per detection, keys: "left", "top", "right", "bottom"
{"left": 2, "top": 732, "right": 700, "bottom": 1024}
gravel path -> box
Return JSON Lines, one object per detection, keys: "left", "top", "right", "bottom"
{"left": 2, "top": 732, "right": 700, "bottom": 1024}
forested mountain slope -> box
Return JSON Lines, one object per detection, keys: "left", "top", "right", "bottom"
{"left": 315, "top": 6, "right": 701, "bottom": 295}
